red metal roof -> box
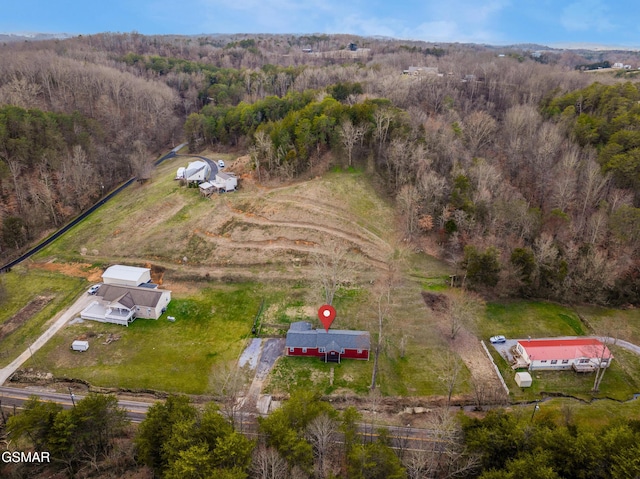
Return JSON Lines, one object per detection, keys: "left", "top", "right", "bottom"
{"left": 518, "top": 338, "right": 613, "bottom": 361}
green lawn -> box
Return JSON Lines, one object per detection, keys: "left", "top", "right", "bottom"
{"left": 30, "top": 285, "right": 263, "bottom": 394}
{"left": 0, "top": 267, "right": 85, "bottom": 368}
{"left": 480, "top": 300, "right": 586, "bottom": 340}
{"left": 533, "top": 396, "right": 640, "bottom": 428}
{"left": 575, "top": 305, "right": 640, "bottom": 345}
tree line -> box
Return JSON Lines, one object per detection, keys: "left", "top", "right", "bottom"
{"left": 4, "top": 391, "right": 640, "bottom": 478}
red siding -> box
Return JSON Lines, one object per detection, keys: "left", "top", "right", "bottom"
{"left": 287, "top": 347, "right": 369, "bottom": 360}
{"left": 287, "top": 347, "right": 319, "bottom": 357}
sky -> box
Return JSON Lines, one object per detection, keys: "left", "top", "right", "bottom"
{"left": 3, "top": 0, "right": 640, "bottom": 48}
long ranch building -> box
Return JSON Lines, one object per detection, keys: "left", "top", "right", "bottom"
{"left": 285, "top": 321, "right": 370, "bottom": 362}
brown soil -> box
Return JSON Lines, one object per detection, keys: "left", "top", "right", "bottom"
{"left": 31, "top": 261, "right": 103, "bottom": 282}
{"left": 0, "top": 295, "right": 53, "bottom": 341}
{"left": 421, "top": 291, "right": 450, "bottom": 312}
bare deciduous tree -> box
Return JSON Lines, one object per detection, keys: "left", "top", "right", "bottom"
{"left": 313, "top": 244, "right": 353, "bottom": 306}
{"left": 252, "top": 446, "right": 289, "bottom": 479}
{"left": 339, "top": 119, "right": 367, "bottom": 166}
{"left": 305, "top": 413, "right": 338, "bottom": 479}
{"left": 462, "top": 110, "right": 497, "bottom": 157}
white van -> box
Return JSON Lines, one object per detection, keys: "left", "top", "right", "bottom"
{"left": 218, "top": 160, "right": 225, "bottom": 169}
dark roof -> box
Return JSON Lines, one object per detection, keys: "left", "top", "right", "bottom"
{"left": 286, "top": 321, "right": 370, "bottom": 350}
{"left": 96, "top": 284, "right": 166, "bottom": 308}
{"left": 113, "top": 292, "right": 136, "bottom": 309}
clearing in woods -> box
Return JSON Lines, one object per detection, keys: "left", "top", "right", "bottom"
{"left": 14, "top": 153, "right": 505, "bottom": 399}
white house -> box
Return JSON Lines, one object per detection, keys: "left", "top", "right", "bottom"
{"left": 102, "top": 265, "right": 151, "bottom": 287}
{"left": 514, "top": 338, "right": 613, "bottom": 372}
{"left": 81, "top": 284, "right": 171, "bottom": 327}
{"left": 213, "top": 172, "right": 238, "bottom": 192}
{"left": 182, "top": 160, "right": 211, "bottom": 184}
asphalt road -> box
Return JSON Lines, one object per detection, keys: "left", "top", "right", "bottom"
{"left": 0, "top": 386, "right": 153, "bottom": 423}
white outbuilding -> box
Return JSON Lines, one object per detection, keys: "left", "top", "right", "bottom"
{"left": 515, "top": 371, "right": 532, "bottom": 388}
{"left": 71, "top": 340, "right": 89, "bottom": 352}
{"left": 213, "top": 172, "right": 238, "bottom": 192}
{"left": 102, "top": 265, "right": 151, "bottom": 287}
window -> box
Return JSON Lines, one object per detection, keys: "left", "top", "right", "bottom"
{"left": 579, "top": 359, "right": 589, "bottom": 364}
{"left": 340, "top": 349, "right": 345, "bottom": 354}
{"left": 551, "top": 360, "right": 557, "bottom": 364}
{"left": 289, "top": 347, "right": 294, "bottom": 353}
{"left": 319, "top": 347, "right": 325, "bottom": 353}
{"left": 357, "top": 349, "right": 362, "bottom": 354}
{"left": 541, "top": 360, "right": 547, "bottom": 363}
{"left": 561, "top": 360, "right": 569, "bottom": 364}
{"left": 302, "top": 347, "right": 307, "bottom": 353}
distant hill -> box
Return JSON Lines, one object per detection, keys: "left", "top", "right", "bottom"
{"left": 0, "top": 32, "right": 73, "bottom": 43}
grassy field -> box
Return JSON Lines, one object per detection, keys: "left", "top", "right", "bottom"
{"left": 530, "top": 396, "right": 640, "bottom": 428}
{"left": 0, "top": 267, "right": 86, "bottom": 368}
{"left": 575, "top": 305, "right": 640, "bottom": 344}
{"left": 7, "top": 151, "right": 639, "bottom": 406}
{"left": 30, "top": 284, "right": 263, "bottom": 394}
{"left": 19, "top": 152, "right": 463, "bottom": 396}
{"left": 480, "top": 300, "right": 586, "bottom": 340}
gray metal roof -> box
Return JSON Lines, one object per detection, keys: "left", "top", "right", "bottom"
{"left": 286, "top": 322, "right": 370, "bottom": 350}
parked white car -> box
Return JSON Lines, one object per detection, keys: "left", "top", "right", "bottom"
{"left": 218, "top": 160, "right": 225, "bottom": 168}
{"left": 490, "top": 335, "right": 506, "bottom": 344}
{"left": 88, "top": 284, "right": 101, "bottom": 295}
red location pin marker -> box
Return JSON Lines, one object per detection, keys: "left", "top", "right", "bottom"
{"left": 318, "top": 305, "right": 336, "bottom": 332}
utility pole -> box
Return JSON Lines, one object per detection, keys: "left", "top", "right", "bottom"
{"left": 530, "top": 400, "right": 540, "bottom": 421}
{"left": 68, "top": 387, "right": 76, "bottom": 407}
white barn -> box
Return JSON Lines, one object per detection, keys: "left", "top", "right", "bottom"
{"left": 183, "top": 160, "right": 211, "bottom": 183}
{"left": 102, "top": 265, "right": 151, "bottom": 287}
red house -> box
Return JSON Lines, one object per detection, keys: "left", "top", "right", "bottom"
{"left": 285, "top": 321, "right": 370, "bottom": 362}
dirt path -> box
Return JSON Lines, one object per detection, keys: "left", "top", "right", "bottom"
{"left": 451, "top": 327, "right": 508, "bottom": 400}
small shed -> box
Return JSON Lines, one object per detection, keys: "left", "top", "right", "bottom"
{"left": 515, "top": 371, "right": 532, "bottom": 388}
{"left": 199, "top": 182, "right": 215, "bottom": 197}
{"left": 71, "top": 340, "right": 89, "bottom": 352}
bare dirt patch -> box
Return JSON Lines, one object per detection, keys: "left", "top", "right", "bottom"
{"left": 421, "top": 291, "right": 450, "bottom": 312}
{"left": 30, "top": 262, "right": 102, "bottom": 282}
{"left": 0, "top": 295, "right": 54, "bottom": 341}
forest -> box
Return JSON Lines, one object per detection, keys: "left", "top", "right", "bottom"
{"left": 1, "top": 33, "right": 639, "bottom": 303}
